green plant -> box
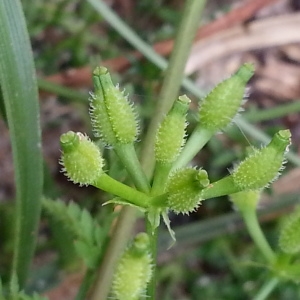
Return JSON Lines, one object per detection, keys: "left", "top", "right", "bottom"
{"left": 56, "top": 64, "right": 293, "bottom": 300}
{"left": 1, "top": 0, "right": 300, "bottom": 299}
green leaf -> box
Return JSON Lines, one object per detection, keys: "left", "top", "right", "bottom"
{"left": 74, "top": 240, "right": 99, "bottom": 269}
{"left": 67, "top": 201, "right": 81, "bottom": 219}
{"left": 43, "top": 199, "right": 85, "bottom": 239}
{"left": 93, "top": 225, "right": 104, "bottom": 247}
{"left": 0, "top": 0, "right": 43, "bottom": 287}
{"left": 43, "top": 199, "right": 106, "bottom": 269}
{"left": 80, "top": 209, "right": 95, "bottom": 244}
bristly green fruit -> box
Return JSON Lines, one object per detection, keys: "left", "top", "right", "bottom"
{"left": 199, "top": 63, "right": 254, "bottom": 131}
{"left": 60, "top": 131, "right": 104, "bottom": 186}
{"left": 200, "top": 130, "right": 292, "bottom": 200}
{"left": 279, "top": 206, "right": 300, "bottom": 254}
{"left": 155, "top": 95, "right": 190, "bottom": 164}
{"left": 89, "top": 66, "right": 138, "bottom": 146}
{"left": 232, "top": 130, "right": 291, "bottom": 190}
{"left": 166, "top": 168, "right": 209, "bottom": 214}
{"left": 112, "top": 233, "right": 153, "bottom": 300}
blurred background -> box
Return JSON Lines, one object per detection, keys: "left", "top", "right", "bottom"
{"left": 1, "top": 0, "right": 300, "bottom": 299}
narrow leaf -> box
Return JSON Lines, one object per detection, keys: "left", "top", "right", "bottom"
{"left": 0, "top": 0, "right": 43, "bottom": 287}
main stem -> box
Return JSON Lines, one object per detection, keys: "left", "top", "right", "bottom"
{"left": 146, "top": 218, "right": 159, "bottom": 299}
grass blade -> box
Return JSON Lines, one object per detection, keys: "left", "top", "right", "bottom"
{"left": 0, "top": 0, "right": 43, "bottom": 287}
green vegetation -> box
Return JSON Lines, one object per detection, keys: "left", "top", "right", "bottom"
{"left": 1, "top": 0, "right": 300, "bottom": 299}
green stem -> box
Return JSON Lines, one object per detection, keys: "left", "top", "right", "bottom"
{"left": 75, "top": 268, "right": 96, "bottom": 300}
{"left": 146, "top": 218, "right": 158, "bottom": 300}
{"left": 151, "top": 161, "right": 172, "bottom": 195}
{"left": 242, "top": 209, "right": 276, "bottom": 264}
{"left": 93, "top": 173, "right": 150, "bottom": 208}
{"left": 201, "top": 176, "right": 240, "bottom": 200}
{"left": 173, "top": 127, "right": 213, "bottom": 169}
{"left": 253, "top": 277, "right": 279, "bottom": 300}
{"left": 114, "top": 143, "right": 150, "bottom": 193}
{"left": 141, "top": 0, "right": 207, "bottom": 178}
{"left": 147, "top": 163, "right": 170, "bottom": 299}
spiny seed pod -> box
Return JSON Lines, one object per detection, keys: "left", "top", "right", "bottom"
{"left": 112, "top": 233, "right": 152, "bottom": 300}
{"left": 230, "top": 190, "right": 260, "bottom": 212}
{"left": 60, "top": 131, "right": 104, "bottom": 186}
{"left": 232, "top": 130, "right": 291, "bottom": 190}
{"left": 89, "top": 66, "right": 138, "bottom": 146}
{"left": 155, "top": 95, "right": 190, "bottom": 164}
{"left": 166, "top": 168, "right": 209, "bottom": 214}
{"left": 199, "top": 63, "right": 254, "bottom": 131}
{"left": 279, "top": 206, "right": 300, "bottom": 254}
